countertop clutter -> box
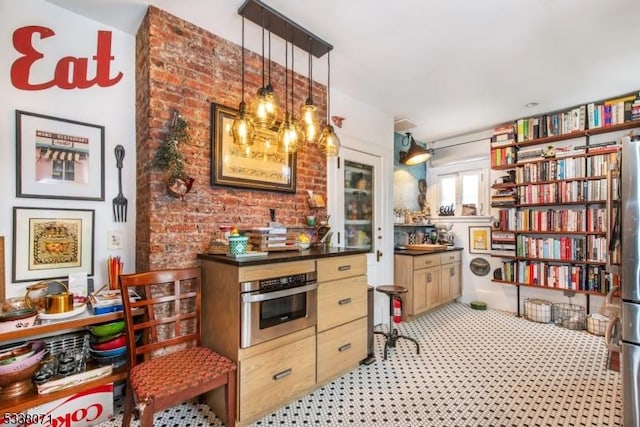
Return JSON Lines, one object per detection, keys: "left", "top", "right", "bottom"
{"left": 394, "top": 246, "right": 463, "bottom": 256}
{"left": 197, "top": 246, "right": 368, "bottom": 266}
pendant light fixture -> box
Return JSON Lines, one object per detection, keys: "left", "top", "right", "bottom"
{"left": 317, "top": 50, "right": 340, "bottom": 157}
{"left": 399, "top": 132, "right": 433, "bottom": 165}
{"left": 298, "top": 38, "right": 320, "bottom": 143}
{"left": 231, "top": 16, "right": 255, "bottom": 146}
{"left": 278, "top": 27, "right": 301, "bottom": 154}
{"left": 249, "top": 10, "right": 278, "bottom": 129}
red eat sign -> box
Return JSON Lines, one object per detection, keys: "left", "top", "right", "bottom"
{"left": 11, "top": 25, "right": 123, "bottom": 90}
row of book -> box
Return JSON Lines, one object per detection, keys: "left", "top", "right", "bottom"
{"left": 515, "top": 150, "right": 618, "bottom": 182}
{"left": 506, "top": 261, "right": 614, "bottom": 293}
{"left": 515, "top": 235, "right": 608, "bottom": 262}
{"left": 514, "top": 207, "right": 607, "bottom": 233}
{"left": 514, "top": 91, "right": 640, "bottom": 142}
{"left": 490, "top": 146, "right": 516, "bottom": 167}
{"left": 517, "top": 179, "right": 608, "bottom": 204}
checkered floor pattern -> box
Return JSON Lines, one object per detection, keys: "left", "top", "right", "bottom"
{"left": 98, "top": 302, "right": 621, "bottom": 426}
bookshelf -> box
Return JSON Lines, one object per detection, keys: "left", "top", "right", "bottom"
{"left": 489, "top": 90, "right": 638, "bottom": 315}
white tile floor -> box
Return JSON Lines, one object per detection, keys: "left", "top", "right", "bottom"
{"left": 98, "top": 303, "right": 621, "bottom": 426}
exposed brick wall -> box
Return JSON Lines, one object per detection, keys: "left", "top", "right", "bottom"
{"left": 135, "top": 7, "right": 328, "bottom": 271}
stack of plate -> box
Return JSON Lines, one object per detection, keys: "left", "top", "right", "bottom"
{"left": 88, "top": 320, "right": 127, "bottom": 367}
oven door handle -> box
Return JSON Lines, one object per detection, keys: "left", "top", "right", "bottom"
{"left": 242, "top": 282, "right": 318, "bottom": 303}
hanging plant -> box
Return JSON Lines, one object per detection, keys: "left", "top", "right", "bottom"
{"left": 155, "top": 110, "right": 194, "bottom": 198}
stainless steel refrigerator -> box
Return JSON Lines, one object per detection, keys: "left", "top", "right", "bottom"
{"left": 621, "top": 134, "right": 640, "bottom": 425}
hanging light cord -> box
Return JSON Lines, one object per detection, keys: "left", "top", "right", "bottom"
{"left": 267, "top": 28, "right": 272, "bottom": 90}
{"left": 284, "top": 24, "right": 288, "bottom": 114}
{"left": 241, "top": 17, "right": 245, "bottom": 104}
{"left": 260, "top": 10, "right": 265, "bottom": 89}
{"left": 326, "top": 50, "right": 331, "bottom": 122}
{"left": 307, "top": 40, "right": 313, "bottom": 101}
{"left": 290, "top": 34, "right": 294, "bottom": 113}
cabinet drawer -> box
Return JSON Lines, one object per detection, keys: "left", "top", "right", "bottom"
{"left": 317, "top": 275, "right": 367, "bottom": 331}
{"left": 414, "top": 254, "right": 440, "bottom": 270}
{"left": 317, "top": 255, "right": 366, "bottom": 282}
{"left": 239, "top": 335, "right": 316, "bottom": 422}
{"left": 440, "top": 251, "right": 460, "bottom": 264}
{"left": 317, "top": 317, "right": 367, "bottom": 384}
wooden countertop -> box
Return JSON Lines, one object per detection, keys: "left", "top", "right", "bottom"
{"left": 197, "top": 247, "right": 369, "bottom": 266}
{"left": 394, "top": 246, "right": 463, "bottom": 256}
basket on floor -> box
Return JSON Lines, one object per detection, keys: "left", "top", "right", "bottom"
{"left": 586, "top": 313, "right": 609, "bottom": 336}
{"left": 553, "top": 303, "right": 586, "bottom": 330}
{"left": 523, "top": 298, "right": 553, "bottom": 323}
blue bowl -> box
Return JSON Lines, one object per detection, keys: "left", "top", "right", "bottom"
{"left": 89, "top": 345, "right": 127, "bottom": 358}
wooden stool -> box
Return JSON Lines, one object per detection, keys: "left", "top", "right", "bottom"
{"left": 374, "top": 285, "right": 420, "bottom": 360}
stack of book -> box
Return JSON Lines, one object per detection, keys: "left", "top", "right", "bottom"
{"left": 490, "top": 123, "right": 516, "bottom": 167}
{"left": 89, "top": 285, "right": 141, "bottom": 315}
{"left": 247, "top": 227, "right": 298, "bottom": 251}
{"left": 491, "top": 188, "right": 516, "bottom": 206}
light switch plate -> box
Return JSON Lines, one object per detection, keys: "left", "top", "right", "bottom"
{"left": 107, "top": 230, "right": 123, "bottom": 250}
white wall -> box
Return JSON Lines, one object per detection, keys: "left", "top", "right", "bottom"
{"left": 0, "top": 0, "right": 136, "bottom": 297}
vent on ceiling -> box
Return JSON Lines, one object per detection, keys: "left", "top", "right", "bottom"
{"left": 394, "top": 118, "right": 418, "bottom": 132}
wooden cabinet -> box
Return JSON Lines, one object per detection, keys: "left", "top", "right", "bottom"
{"left": 0, "top": 311, "right": 130, "bottom": 414}
{"left": 394, "top": 249, "right": 462, "bottom": 318}
{"left": 239, "top": 334, "right": 316, "bottom": 422}
{"left": 316, "top": 255, "right": 367, "bottom": 384}
{"left": 199, "top": 251, "right": 367, "bottom": 426}
{"left": 441, "top": 251, "right": 462, "bottom": 300}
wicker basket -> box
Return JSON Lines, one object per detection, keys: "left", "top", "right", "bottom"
{"left": 586, "top": 314, "right": 609, "bottom": 336}
{"left": 553, "top": 303, "right": 586, "bottom": 330}
{"left": 523, "top": 298, "right": 553, "bottom": 323}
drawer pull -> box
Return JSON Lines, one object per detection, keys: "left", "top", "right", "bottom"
{"left": 338, "top": 343, "right": 352, "bottom": 352}
{"left": 272, "top": 368, "right": 292, "bottom": 381}
{"left": 338, "top": 298, "right": 352, "bottom": 305}
{"left": 423, "top": 260, "right": 432, "bottom": 265}
{"left": 338, "top": 265, "right": 352, "bottom": 271}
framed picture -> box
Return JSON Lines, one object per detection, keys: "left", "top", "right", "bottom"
{"left": 12, "top": 207, "right": 95, "bottom": 282}
{"left": 469, "top": 226, "right": 491, "bottom": 254}
{"left": 210, "top": 103, "right": 297, "bottom": 193}
{"left": 16, "top": 110, "right": 105, "bottom": 200}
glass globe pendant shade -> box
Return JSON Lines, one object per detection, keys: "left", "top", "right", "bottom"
{"left": 317, "top": 124, "right": 341, "bottom": 157}
{"left": 278, "top": 112, "right": 300, "bottom": 153}
{"left": 299, "top": 101, "right": 319, "bottom": 143}
{"left": 250, "top": 88, "right": 278, "bottom": 129}
{"left": 231, "top": 102, "right": 255, "bottom": 146}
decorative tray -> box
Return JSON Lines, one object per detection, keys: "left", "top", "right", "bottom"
{"left": 404, "top": 244, "right": 448, "bottom": 251}
{"left": 37, "top": 302, "right": 88, "bottom": 320}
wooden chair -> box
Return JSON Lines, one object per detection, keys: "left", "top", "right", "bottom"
{"left": 118, "top": 267, "right": 236, "bottom": 427}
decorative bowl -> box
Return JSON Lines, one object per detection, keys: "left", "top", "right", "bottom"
{"left": 90, "top": 320, "right": 125, "bottom": 337}
{"left": 0, "top": 340, "right": 46, "bottom": 378}
{"left": 90, "top": 334, "right": 127, "bottom": 351}
{"left": 298, "top": 241, "right": 311, "bottom": 250}
{"left": 89, "top": 345, "right": 127, "bottom": 358}
{"left": 0, "top": 308, "right": 37, "bottom": 333}
{"left": 91, "top": 352, "right": 127, "bottom": 368}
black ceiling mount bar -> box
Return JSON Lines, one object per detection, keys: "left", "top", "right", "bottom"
{"left": 238, "top": 0, "right": 333, "bottom": 58}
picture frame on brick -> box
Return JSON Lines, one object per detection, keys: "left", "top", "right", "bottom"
{"left": 210, "top": 103, "right": 297, "bottom": 193}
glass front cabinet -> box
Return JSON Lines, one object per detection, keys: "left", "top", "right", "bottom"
{"left": 342, "top": 160, "right": 373, "bottom": 250}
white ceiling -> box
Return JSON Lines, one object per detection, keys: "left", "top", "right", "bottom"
{"left": 48, "top": 0, "right": 640, "bottom": 144}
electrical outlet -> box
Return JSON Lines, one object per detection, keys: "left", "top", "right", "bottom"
{"left": 107, "top": 231, "right": 124, "bottom": 250}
